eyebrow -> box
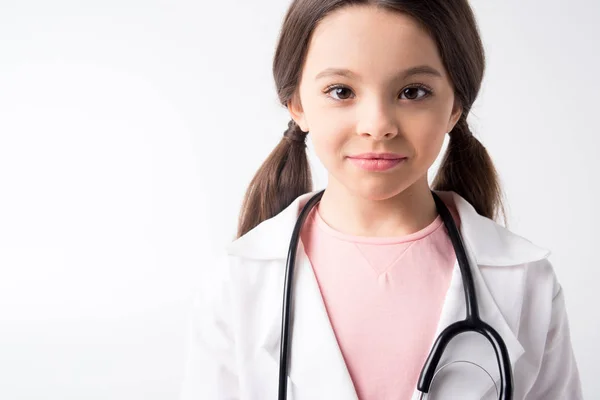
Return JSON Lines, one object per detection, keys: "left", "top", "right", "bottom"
{"left": 314, "top": 65, "right": 443, "bottom": 81}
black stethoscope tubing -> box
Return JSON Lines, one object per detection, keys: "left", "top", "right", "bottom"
{"left": 278, "top": 189, "right": 514, "bottom": 399}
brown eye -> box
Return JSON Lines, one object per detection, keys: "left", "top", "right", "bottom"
{"left": 324, "top": 85, "right": 354, "bottom": 101}
{"left": 400, "top": 85, "right": 433, "bottom": 101}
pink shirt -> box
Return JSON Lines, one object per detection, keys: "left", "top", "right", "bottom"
{"left": 300, "top": 201, "right": 460, "bottom": 400}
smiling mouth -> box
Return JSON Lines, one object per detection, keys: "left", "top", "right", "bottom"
{"left": 348, "top": 152, "right": 407, "bottom": 160}
{"left": 348, "top": 157, "right": 406, "bottom": 171}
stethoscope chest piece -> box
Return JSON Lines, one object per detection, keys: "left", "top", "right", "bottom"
{"left": 418, "top": 359, "right": 499, "bottom": 399}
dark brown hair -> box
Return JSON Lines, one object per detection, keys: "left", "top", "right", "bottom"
{"left": 236, "top": 0, "right": 506, "bottom": 239}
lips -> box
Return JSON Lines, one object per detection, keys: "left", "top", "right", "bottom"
{"left": 348, "top": 152, "right": 406, "bottom": 160}
{"left": 348, "top": 157, "right": 405, "bottom": 171}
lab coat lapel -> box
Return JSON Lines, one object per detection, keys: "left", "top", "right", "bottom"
{"left": 419, "top": 191, "right": 540, "bottom": 398}
{"left": 421, "top": 240, "right": 525, "bottom": 398}
{"left": 258, "top": 239, "right": 359, "bottom": 399}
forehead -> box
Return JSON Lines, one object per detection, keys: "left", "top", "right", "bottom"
{"left": 303, "top": 5, "right": 446, "bottom": 82}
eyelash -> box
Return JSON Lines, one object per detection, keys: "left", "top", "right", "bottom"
{"left": 322, "top": 83, "right": 434, "bottom": 102}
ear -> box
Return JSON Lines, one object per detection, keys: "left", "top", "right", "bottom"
{"left": 287, "top": 92, "right": 309, "bottom": 133}
{"left": 447, "top": 98, "right": 463, "bottom": 133}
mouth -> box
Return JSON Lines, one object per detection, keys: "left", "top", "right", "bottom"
{"left": 347, "top": 152, "right": 407, "bottom": 160}
{"left": 347, "top": 157, "right": 406, "bottom": 172}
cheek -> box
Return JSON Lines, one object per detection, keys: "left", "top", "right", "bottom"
{"left": 311, "top": 130, "right": 347, "bottom": 163}
{"left": 405, "top": 118, "right": 447, "bottom": 162}
{"left": 417, "top": 129, "right": 445, "bottom": 153}
{"left": 307, "top": 114, "right": 350, "bottom": 161}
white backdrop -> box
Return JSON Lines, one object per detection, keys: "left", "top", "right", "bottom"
{"left": 0, "top": 0, "right": 597, "bottom": 398}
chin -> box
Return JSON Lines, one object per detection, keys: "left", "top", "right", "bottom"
{"left": 346, "top": 182, "right": 409, "bottom": 202}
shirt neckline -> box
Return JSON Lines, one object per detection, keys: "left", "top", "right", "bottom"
{"left": 311, "top": 204, "right": 443, "bottom": 245}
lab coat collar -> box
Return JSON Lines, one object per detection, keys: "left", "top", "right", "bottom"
{"left": 226, "top": 189, "right": 551, "bottom": 399}
{"left": 226, "top": 189, "right": 551, "bottom": 266}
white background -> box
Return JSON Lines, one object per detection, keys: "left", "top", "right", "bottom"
{"left": 0, "top": 0, "right": 597, "bottom": 398}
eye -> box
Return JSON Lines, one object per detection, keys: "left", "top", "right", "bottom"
{"left": 323, "top": 85, "right": 355, "bottom": 101}
{"left": 400, "top": 84, "right": 433, "bottom": 101}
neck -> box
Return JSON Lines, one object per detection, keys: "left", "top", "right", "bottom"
{"left": 317, "top": 176, "right": 438, "bottom": 238}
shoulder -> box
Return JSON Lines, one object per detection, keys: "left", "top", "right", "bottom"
{"left": 478, "top": 245, "right": 561, "bottom": 316}
{"left": 204, "top": 250, "right": 285, "bottom": 301}
{"left": 523, "top": 257, "right": 562, "bottom": 297}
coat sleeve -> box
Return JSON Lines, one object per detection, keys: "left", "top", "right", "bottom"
{"left": 179, "top": 254, "right": 240, "bottom": 400}
{"left": 525, "top": 281, "right": 583, "bottom": 399}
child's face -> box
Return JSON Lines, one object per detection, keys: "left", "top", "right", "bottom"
{"left": 289, "top": 5, "right": 462, "bottom": 200}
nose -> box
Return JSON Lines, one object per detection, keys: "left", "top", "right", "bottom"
{"left": 355, "top": 98, "right": 399, "bottom": 140}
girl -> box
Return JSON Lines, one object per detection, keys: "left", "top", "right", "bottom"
{"left": 181, "top": 0, "right": 583, "bottom": 399}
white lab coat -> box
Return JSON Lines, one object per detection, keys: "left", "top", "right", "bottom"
{"left": 180, "top": 190, "right": 583, "bottom": 399}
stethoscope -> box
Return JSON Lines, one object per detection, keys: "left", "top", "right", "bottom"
{"left": 278, "top": 189, "right": 514, "bottom": 400}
